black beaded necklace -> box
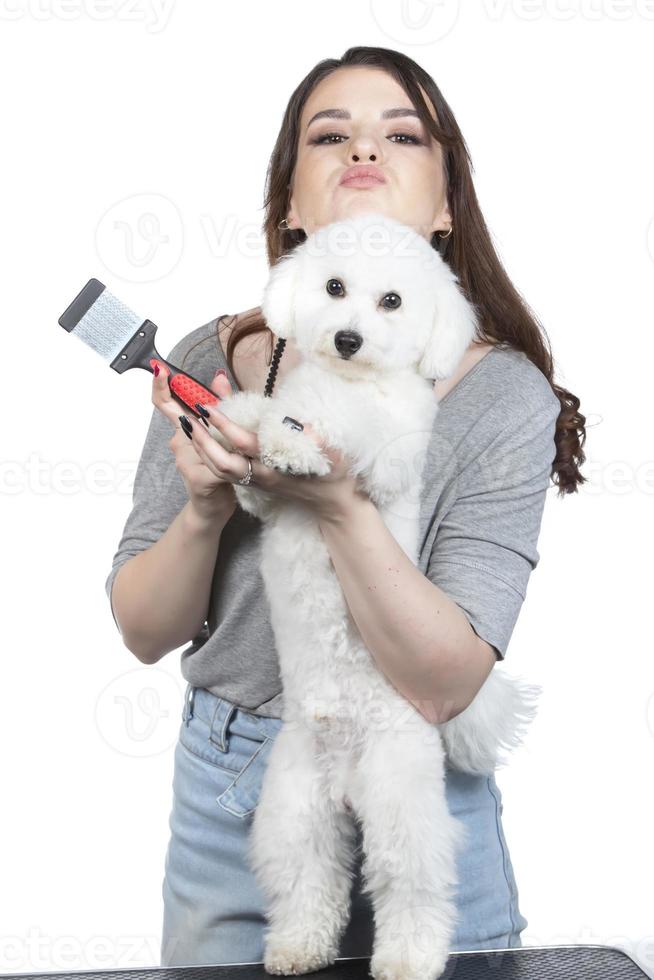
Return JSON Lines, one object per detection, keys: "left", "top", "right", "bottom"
{"left": 263, "top": 334, "right": 287, "bottom": 397}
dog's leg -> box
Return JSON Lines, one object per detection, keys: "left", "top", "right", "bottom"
{"left": 206, "top": 391, "right": 283, "bottom": 523}
{"left": 354, "top": 716, "right": 467, "bottom": 980}
{"left": 233, "top": 482, "right": 282, "bottom": 524}
{"left": 205, "top": 390, "right": 267, "bottom": 451}
{"left": 246, "top": 723, "right": 357, "bottom": 975}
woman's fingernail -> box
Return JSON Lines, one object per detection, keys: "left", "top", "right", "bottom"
{"left": 283, "top": 416, "right": 304, "bottom": 431}
{"left": 179, "top": 415, "right": 193, "bottom": 439}
{"left": 195, "top": 402, "right": 210, "bottom": 419}
{"left": 154, "top": 364, "right": 160, "bottom": 377}
{"left": 214, "top": 368, "right": 227, "bottom": 379}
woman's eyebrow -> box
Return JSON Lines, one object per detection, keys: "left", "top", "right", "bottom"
{"left": 305, "top": 107, "right": 420, "bottom": 130}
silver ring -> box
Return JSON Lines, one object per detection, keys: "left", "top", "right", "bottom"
{"left": 236, "top": 455, "right": 254, "bottom": 486}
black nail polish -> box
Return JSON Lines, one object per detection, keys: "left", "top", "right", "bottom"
{"left": 283, "top": 416, "right": 304, "bottom": 431}
{"left": 195, "top": 402, "right": 211, "bottom": 419}
{"left": 179, "top": 415, "right": 193, "bottom": 439}
{"left": 198, "top": 416, "right": 209, "bottom": 428}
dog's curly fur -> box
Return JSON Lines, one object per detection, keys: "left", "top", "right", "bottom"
{"left": 207, "top": 213, "right": 541, "bottom": 978}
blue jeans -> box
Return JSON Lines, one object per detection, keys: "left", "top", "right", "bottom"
{"left": 160, "top": 684, "right": 528, "bottom": 967}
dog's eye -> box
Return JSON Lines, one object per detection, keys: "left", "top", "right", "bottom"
{"left": 326, "top": 278, "right": 345, "bottom": 297}
{"left": 380, "top": 292, "right": 402, "bottom": 310}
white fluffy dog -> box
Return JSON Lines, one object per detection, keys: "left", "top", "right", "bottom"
{"left": 208, "top": 213, "right": 540, "bottom": 979}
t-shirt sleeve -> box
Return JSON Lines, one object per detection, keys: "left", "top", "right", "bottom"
{"left": 104, "top": 323, "right": 223, "bottom": 634}
{"left": 426, "top": 392, "right": 559, "bottom": 661}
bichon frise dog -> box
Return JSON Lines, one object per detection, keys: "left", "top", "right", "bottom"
{"left": 208, "top": 213, "right": 540, "bottom": 979}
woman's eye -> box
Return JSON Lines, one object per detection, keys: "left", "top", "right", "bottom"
{"left": 326, "top": 278, "right": 345, "bottom": 297}
{"left": 311, "top": 132, "right": 346, "bottom": 145}
{"left": 310, "top": 132, "right": 423, "bottom": 146}
{"left": 380, "top": 293, "right": 402, "bottom": 310}
{"left": 389, "top": 132, "right": 422, "bottom": 145}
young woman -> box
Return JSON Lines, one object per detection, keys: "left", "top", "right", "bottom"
{"left": 106, "top": 46, "right": 586, "bottom": 968}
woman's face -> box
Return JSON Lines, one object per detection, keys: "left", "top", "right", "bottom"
{"left": 287, "top": 66, "right": 451, "bottom": 242}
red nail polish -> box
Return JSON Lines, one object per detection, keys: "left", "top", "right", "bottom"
{"left": 154, "top": 363, "right": 160, "bottom": 377}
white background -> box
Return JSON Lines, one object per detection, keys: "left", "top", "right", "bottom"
{"left": 1, "top": 1, "right": 653, "bottom": 976}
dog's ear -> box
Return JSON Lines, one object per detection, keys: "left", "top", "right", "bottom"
{"left": 261, "top": 253, "right": 298, "bottom": 341}
{"left": 418, "top": 277, "right": 479, "bottom": 381}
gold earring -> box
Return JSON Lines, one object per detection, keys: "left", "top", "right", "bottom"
{"left": 278, "top": 217, "right": 290, "bottom": 230}
{"left": 438, "top": 225, "right": 453, "bottom": 239}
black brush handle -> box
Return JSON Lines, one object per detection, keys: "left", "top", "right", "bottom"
{"left": 58, "top": 278, "right": 223, "bottom": 420}
{"left": 104, "top": 318, "right": 223, "bottom": 421}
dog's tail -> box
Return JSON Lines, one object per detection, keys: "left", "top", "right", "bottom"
{"left": 438, "top": 669, "right": 542, "bottom": 775}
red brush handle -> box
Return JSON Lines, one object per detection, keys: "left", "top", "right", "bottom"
{"left": 149, "top": 357, "right": 223, "bottom": 419}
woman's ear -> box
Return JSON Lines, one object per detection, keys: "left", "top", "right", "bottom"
{"left": 261, "top": 253, "right": 298, "bottom": 341}
{"left": 418, "top": 277, "right": 479, "bottom": 381}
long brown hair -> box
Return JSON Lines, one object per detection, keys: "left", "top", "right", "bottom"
{"left": 207, "top": 46, "right": 586, "bottom": 496}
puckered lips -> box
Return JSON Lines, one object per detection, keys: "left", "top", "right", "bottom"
{"left": 338, "top": 165, "right": 387, "bottom": 187}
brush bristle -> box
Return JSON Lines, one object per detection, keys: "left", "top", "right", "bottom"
{"left": 71, "top": 288, "right": 145, "bottom": 362}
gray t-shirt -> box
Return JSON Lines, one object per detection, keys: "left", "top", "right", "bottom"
{"left": 105, "top": 316, "right": 560, "bottom": 718}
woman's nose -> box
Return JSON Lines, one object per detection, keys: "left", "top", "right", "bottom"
{"left": 347, "top": 132, "right": 382, "bottom": 162}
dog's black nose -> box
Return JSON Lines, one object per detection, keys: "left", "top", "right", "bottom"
{"left": 334, "top": 330, "right": 363, "bottom": 358}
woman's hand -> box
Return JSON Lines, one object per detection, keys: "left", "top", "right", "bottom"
{"left": 151, "top": 363, "right": 239, "bottom": 525}
{"left": 186, "top": 375, "right": 366, "bottom": 525}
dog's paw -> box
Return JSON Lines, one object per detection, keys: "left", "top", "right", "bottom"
{"left": 259, "top": 417, "right": 332, "bottom": 478}
{"left": 370, "top": 942, "right": 450, "bottom": 980}
{"left": 263, "top": 930, "right": 338, "bottom": 975}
